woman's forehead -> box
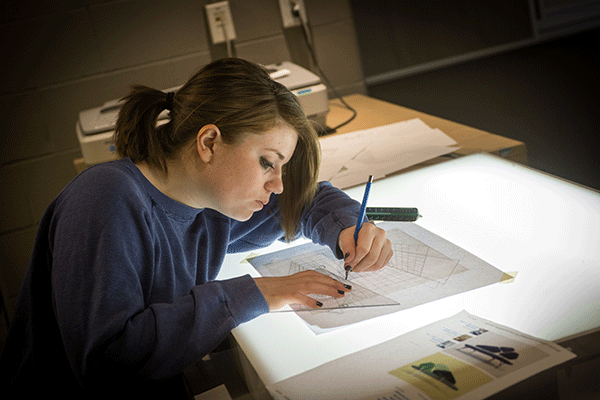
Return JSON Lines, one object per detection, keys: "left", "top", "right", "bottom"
{"left": 244, "top": 125, "right": 298, "bottom": 159}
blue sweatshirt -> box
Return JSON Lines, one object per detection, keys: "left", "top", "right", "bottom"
{"left": 0, "top": 158, "right": 361, "bottom": 397}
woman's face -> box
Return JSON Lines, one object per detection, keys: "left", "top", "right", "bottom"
{"left": 204, "top": 124, "right": 298, "bottom": 221}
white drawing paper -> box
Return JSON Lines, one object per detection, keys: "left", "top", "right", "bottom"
{"left": 250, "top": 222, "right": 505, "bottom": 330}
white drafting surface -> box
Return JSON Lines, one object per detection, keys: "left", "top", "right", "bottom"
{"left": 318, "top": 119, "right": 459, "bottom": 189}
{"left": 249, "top": 222, "right": 505, "bottom": 330}
{"left": 267, "top": 311, "right": 576, "bottom": 400}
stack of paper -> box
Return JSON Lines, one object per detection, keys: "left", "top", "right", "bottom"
{"left": 319, "top": 118, "right": 459, "bottom": 189}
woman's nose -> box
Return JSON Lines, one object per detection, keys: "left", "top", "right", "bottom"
{"left": 265, "top": 174, "right": 284, "bottom": 194}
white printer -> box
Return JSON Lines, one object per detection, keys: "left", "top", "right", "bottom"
{"left": 75, "top": 91, "right": 176, "bottom": 166}
{"left": 264, "top": 61, "right": 329, "bottom": 128}
{"left": 76, "top": 62, "right": 329, "bottom": 165}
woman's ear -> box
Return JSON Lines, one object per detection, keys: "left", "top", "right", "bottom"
{"left": 196, "top": 124, "right": 220, "bottom": 163}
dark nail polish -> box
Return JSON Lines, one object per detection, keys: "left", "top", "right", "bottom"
{"left": 344, "top": 284, "right": 352, "bottom": 290}
{"left": 344, "top": 265, "right": 352, "bottom": 272}
{"left": 344, "top": 252, "right": 350, "bottom": 259}
{"left": 316, "top": 301, "right": 323, "bottom": 307}
{"left": 338, "top": 290, "right": 345, "bottom": 295}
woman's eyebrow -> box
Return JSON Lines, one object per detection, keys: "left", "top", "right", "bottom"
{"left": 265, "top": 148, "right": 285, "bottom": 160}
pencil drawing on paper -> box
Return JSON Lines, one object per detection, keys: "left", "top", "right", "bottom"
{"left": 250, "top": 222, "right": 504, "bottom": 330}
{"left": 283, "top": 248, "right": 400, "bottom": 311}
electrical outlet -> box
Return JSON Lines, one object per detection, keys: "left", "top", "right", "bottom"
{"left": 205, "top": 1, "right": 236, "bottom": 44}
{"left": 278, "top": 0, "right": 306, "bottom": 28}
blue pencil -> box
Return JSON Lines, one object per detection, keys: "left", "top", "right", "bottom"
{"left": 354, "top": 175, "right": 374, "bottom": 243}
{"left": 346, "top": 175, "right": 373, "bottom": 279}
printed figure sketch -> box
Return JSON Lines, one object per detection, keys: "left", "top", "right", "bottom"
{"left": 250, "top": 222, "right": 505, "bottom": 330}
{"left": 460, "top": 344, "right": 519, "bottom": 367}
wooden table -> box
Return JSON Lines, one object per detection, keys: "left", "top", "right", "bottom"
{"left": 326, "top": 94, "right": 527, "bottom": 167}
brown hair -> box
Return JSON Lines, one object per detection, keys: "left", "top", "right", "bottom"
{"left": 115, "top": 58, "right": 320, "bottom": 240}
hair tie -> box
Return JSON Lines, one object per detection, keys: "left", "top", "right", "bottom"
{"left": 165, "top": 92, "right": 175, "bottom": 111}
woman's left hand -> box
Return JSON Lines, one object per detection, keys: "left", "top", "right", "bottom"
{"left": 339, "top": 222, "right": 393, "bottom": 273}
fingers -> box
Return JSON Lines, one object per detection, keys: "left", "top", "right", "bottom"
{"left": 353, "top": 241, "right": 393, "bottom": 272}
{"left": 254, "top": 270, "right": 352, "bottom": 311}
{"left": 281, "top": 271, "right": 352, "bottom": 309}
{"left": 295, "top": 270, "right": 350, "bottom": 299}
{"left": 340, "top": 223, "right": 393, "bottom": 273}
{"left": 352, "top": 229, "right": 392, "bottom": 272}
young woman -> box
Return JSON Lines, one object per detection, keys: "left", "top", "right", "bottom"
{"left": 0, "top": 58, "right": 392, "bottom": 398}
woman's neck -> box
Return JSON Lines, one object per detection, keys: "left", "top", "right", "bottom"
{"left": 134, "top": 158, "right": 207, "bottom": 209}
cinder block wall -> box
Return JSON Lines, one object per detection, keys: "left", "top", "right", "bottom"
{"left": 0, "top": 0, "right": 366, "bottom": 320}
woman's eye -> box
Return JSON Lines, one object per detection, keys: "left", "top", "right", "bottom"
{"left": 260, "top": 157, "right": 274, "bottom": 170}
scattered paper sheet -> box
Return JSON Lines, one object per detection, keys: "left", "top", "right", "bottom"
{"left": 267, "top": 310, "right": 576, "bottom": 400}
{"left": 250, "top": 222, "right": 504, "bottom": 332}
{"left": 319, "top": 119, "right": 459, "bottom": 188}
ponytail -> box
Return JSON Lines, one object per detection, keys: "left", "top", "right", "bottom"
{"left": 115, "top": 86, "right": 176, "bottom": 173}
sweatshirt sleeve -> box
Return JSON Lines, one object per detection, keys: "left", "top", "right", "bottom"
{"left": 300, "top": 181, "right": 362, "bottom": 257}
{"left": 48, "top": 168, "right": 268, "bottom": 388}
{"left": 227, "top": 182, "right": 360, "bottom": 257}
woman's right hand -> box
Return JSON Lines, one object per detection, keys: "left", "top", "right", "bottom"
{"left": 254, "top": 270, "right": 352, "bottom": 311}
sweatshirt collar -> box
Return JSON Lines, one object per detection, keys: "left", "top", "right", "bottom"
{"left": 121, "top": 158, "right": 204, "bottom": 220}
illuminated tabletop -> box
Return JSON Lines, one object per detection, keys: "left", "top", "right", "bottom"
{"left": 217, "top": 153, "right": 600, "bottom": 394}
